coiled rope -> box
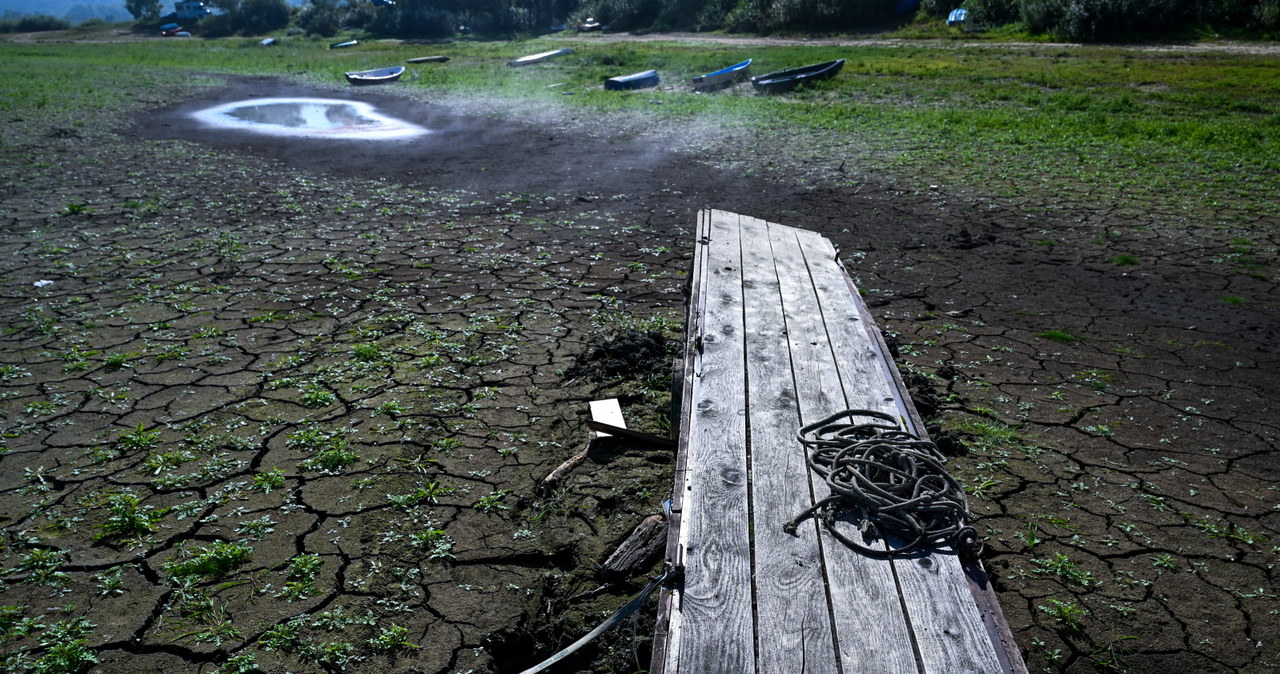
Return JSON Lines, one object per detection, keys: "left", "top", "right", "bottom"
{"left": 782, "top": 409, "right": 981, "bottom": 559}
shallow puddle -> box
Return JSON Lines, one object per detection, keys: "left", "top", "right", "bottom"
{"left": 190, "top": 97, "right": 428, "bottom": 139}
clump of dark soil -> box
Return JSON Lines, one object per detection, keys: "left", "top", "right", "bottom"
{"left": 567, "top": 330, "right": 671, "bottom": 382}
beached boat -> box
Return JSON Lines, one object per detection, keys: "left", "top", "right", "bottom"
{"left": 161, "top": 25, "right": 185, "bottom": 36}
{"left": 947, "top": 8, "right": 969, "bottom": 25}
{"left": 260, "top": 38, "right": 277, "bottom": 46}
{"left": 692, "top": 58, "right": 752, "bottom": 91}
{"left": 330, "top": 40, "right": 358, "bottom": 49}
{"left": 605, "top": 69, "right": 660, "bottom": 91}
{"left": 345, "top": 66, "right": 405, "bottom": 85}
{"left": 508, "top": 48, "right": 574, "bottom": 67}
{"left": 577, "top": 17, "right": 603, "bottom": 31}
{"left": 407, "top": 55, "right": 449, "bottom": 63}
{"left": 751, "top": 59, "right": 845, "bottom": 94}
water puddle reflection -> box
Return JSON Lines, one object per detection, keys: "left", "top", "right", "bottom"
{"left": 191, "top": 97, "right": 427, "bottom": 139}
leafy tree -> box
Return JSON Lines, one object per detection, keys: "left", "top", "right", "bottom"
{"left": 297, "top": 0, "right": 340, "bottom": 35}
{"left": 240, "top": 0, "right": 291, "bottom": 33}
{"left": 125, "top": 0, "right": 162, "bottom": 20}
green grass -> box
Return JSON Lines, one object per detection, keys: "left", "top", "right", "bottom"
{"left": 1038, "top": 330, "right": 1084, "bottom": 343}
{"left": 0, "top": 35, "right": 1275, "bottom": 221}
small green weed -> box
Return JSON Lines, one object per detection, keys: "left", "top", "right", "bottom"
{"left": 301, "top": 448, "right": 359, "bottom": 473}
{"left": 474, "top": 489, "right": 512, "bottom": 513}
{"left": 351, "top": 343, "right": 384, "bottom": 362}
{"left": 1032, "top": 553, "right": 1098, "bottom": 587}
{"left": 104, "top": 351, "right": 137, "bottom": 369}
{"left": 409, "top": 528, "right": 456, "bottom": 559}
{"left": 97, "top": 492, "right": 165, "bottom": 540}
{"left": 253, "top": 467, "right": 286, "bottom": 493}
{"left": 1038, "top": 330, "right": 1083, "bottom": 343}
{"left": 300, "top": 384, "right": 336, "bottom": 408}
{"left": 1038, "top": 598, "right": 1089, "bottom": 631}
{"left": 164, "top": 541, "right": 253, "bottom": 581}
{"left": 369, "top": 624, "right": 417, "bottom": 653}
{"left": 116, "top": 423, "right": 162, "bottom": 452}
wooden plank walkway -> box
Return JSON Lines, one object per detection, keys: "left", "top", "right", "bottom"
{"left": 653, "top": 210, "right": 1025, "bottom": 674}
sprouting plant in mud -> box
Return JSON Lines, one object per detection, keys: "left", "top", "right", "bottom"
{"left": 1038, "top": 598, "right": 1088, "bottom": 632}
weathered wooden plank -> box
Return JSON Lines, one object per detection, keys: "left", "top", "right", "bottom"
{"left": 738, "top": 214, "right": 840, "bottom": 674}
{"left": 654, "top": 211, "right": 715, "bottom": 674}
{"left": 671, "top": 211, "right": 756, "bottom": 673}
{"left": 796, "top": 229, "right": 1004, "bottom": 674}
{"left": 767, "top": 222, "right": 919, "bottom": 674}
{"left": 659, "top": 211, "right": 1021, "bottom": 674}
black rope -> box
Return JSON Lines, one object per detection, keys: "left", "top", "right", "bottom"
{"left": 783, "top": 409, "right": 981, "bottom": 560}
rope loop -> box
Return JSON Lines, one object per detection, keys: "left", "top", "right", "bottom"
{"left": 783, "top": 409, "right": 981, "bottom": 560}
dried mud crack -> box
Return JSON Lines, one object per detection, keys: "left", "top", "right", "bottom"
{"left": 0, "top": 71, "right": 1276, "bottom": 674}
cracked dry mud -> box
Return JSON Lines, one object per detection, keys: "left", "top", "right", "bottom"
{"left": 1, "top": 73, "right": 1276, "bottom": 674}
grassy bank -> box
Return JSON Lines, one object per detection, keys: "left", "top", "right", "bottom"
{"left": 3, "top": 33, "right": 1277, "bottom": 221}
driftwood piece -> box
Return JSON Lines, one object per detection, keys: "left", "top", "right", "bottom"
{"left": 601, "top": 514, "right": 668, "bottom": 579}
{"left": 541, "top": 399, "right": 627, "bottom": 493}
{"left": 541, "top": 441, "right": 593, "bottom": 493}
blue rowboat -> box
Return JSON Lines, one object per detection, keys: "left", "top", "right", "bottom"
{"left": 604, "top": 69, "right": 660, "bottom": 91}
{"left": 330, "top": 40, "right": 358, "bottom": 49}
{"left": 344, "top": 66, "right": 405, "bottom": 85}
{"left": 751, "top": 59, "right": 844, "bottom": 94}
{"left": 691, "top": 58, "right": 752, "bottom": 91}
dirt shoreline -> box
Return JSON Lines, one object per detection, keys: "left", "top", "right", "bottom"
{"left": 0, "top": 65, "right": 1276, "bottom": 674}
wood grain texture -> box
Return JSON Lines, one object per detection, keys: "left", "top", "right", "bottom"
{"left": 796, "top": 229, "right": 1004, "bottom": 674}
{"left": 769, "top": 222, "right": 919, "bottom": 674}
{"left": 659, "top": 211, "right": 1018, "bottom": 674}
{"left": 672, "top": 211, "right": 755, "bottom": 674}
{"left": 739, "top": 214, "right": 840, "bottom": 674}
{"left": 653, "top": 211, "right": 714, "bottom": 674}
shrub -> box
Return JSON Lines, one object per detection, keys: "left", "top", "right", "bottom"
{"left": 239, "top": 0, "right": 292, "bottom": 34}
{"left": 368, "top": 4, "right": 456, "bottom": 37}
{"left": 966, "top": 0, "right": 1021, "bottom": 25}
{"left": 294, "top": 1, "right": 338, "bottom": 37}
{"left": 0, "top": 15, "right": 71, "bottom": 33}
{"left": 1257, "top": 0, "right": 1280, "bottom": 28}
{"left": 1021, "top": 0, "right": 1185, "bottom": 41}
{"left": 919, "top": 0, "right": 963, "bottom": 18}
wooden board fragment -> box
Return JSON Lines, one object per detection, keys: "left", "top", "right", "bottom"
{"left": 600, "top": 514, "right": 668, "bottom": 578}
{"left": 589, "top": 398, "right": 625, "bottom": 438}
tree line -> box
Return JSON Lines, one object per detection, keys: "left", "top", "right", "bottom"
{"left": 91, "top": 0, "right": 1280, "bottom": 41}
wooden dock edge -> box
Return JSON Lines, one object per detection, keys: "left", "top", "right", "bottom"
{"left": 839, "top": 256, "right": 1027, "bottom": 674}
{"left": 650, "top": 210, "right": 710, "bottom": 674}
{"left": 650, "top": 210, "right": 1026, "bottom": 674}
